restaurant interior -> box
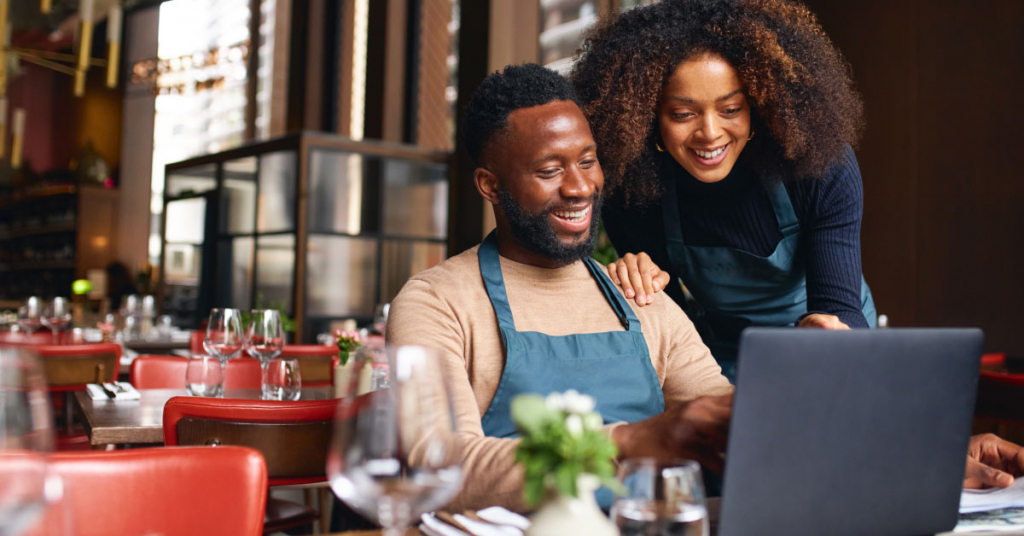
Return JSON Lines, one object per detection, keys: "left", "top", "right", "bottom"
{"left": 1, "top": 0, "right": 1023, "bottom": 535}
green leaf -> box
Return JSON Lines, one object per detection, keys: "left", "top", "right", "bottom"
{"left": 511, "top": 394, "right": 554, "bottom": 435}
{"left": 555, "top": 464, "right": 578, "bottom": 498}
{"left": 524, "top": 475, "right": 545, "bottom": 507}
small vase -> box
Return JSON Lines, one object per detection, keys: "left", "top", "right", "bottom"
{"left": 526, "top": 474, "right": 619, "bottom": 536}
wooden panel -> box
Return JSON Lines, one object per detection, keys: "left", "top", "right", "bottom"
{"left": 177, "top": 418, "right": 332, "bottom": 478}
{"left": 43, "top": 352, "right": 118, "bottom": 386}
{"left": 804, "top": 0, "right": 921, "bottom": 327}
{"left": 76, "top": 185, "right": 120, "bottom": 278}
{"left": 914, "top": 0, "right": 1024, "bottom": 354}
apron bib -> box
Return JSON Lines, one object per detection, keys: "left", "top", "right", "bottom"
{"left": 662, "top": 178, "right": 876, "bottom": 381}
{"left": 477, "top": 232, "right": 665, "bottom": 439}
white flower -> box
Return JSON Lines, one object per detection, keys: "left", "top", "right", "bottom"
{"left": 583, "top": 412, "right": 603, "bottom": 431}
{"left": 562, "top": 389, "right": 596, "bottom": 414}
{"left": 545, "top": 392, "right": 565, "bottom": 412}
{"left": 565, "top": 414, "right": 584, "bottom": 437}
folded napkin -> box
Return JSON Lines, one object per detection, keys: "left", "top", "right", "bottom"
{"left": 420, "top": 507, "right": 530, "bottom": 536}
{"left": 86, "top": 382, "right": 141, "bottom": 401}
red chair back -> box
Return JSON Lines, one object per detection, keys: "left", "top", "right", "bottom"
{"left": 42, "top": 446, "right": 267, "bottom": 536}
{"left": 33, "top": 343, "right": 121, "bottom": 391}
{"left": 189, "top": 330, "right": 205, "bottom": 355}
{"left": 280, "top": 345, "right": 339, "bottom": 386}
{"left": 163, "top": 396, "right": 336, "bottom": 486}
{"left": 130, "top": 355, "right": 262, "bottom": 390}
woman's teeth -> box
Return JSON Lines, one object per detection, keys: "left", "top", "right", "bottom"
{"left": 693, "top": 146, "right": 727, "bottom": 159}
{"left": 553, "top": 206, "right": 590, "bottom": 223}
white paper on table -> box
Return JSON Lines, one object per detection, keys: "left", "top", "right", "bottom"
{"left": 961, "top": 479, "right": 1024, "bottom": 514}
{"left": 420, "top": 507, "right": 530, "bottom": 536}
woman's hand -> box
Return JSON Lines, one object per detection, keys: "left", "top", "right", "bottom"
{"left": 964, "top": 433, "right": 1024, "bottom": 489}
{"left": 797, "top": 314, "right": 851, "bottom": 330}
{"left": 607, "top": 252, "right": 672, "bottom": 306}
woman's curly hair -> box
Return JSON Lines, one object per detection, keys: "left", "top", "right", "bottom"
{"left": 570, "top": 0, "right": 863, "bottom": 206}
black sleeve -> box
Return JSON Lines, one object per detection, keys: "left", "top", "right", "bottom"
{"left": 791, "top": 145, "right": 870, "bottom": 328}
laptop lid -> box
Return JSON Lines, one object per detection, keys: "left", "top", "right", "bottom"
{"left": 718, "top": 328, "right": 982, "bottom": 536}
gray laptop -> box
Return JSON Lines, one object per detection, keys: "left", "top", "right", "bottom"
{"left": 719, "top": 328, "right": 983, "bottom": 536}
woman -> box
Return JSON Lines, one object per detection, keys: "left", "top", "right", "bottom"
{"left": 571, "top": 0, "right": 875, "bottom": 380}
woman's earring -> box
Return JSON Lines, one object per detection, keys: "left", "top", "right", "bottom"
{"left": 655, "top": 142, "right": 666, "bottom": 152}
{"left": 747, "top": 130, "right": 755, "bottom": 141}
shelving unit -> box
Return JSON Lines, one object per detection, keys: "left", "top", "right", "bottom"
{"left": 0, "top": 183, "right": 120, "bottom": 300}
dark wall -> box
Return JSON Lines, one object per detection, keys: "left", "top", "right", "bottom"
{"left": 804, "top": 0, "right": 1024, "bottom": 354}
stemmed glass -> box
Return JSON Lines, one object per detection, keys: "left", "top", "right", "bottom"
{"left": 40, "top": 299, "right": 72, "bottom": 345}
{"left": 327, "top": 345, "right": 463, "bottom": 536}
{"left": 203, "top": 309, "right": 244, "bottom": 375}
{"left": 245, "top": 310, "right": 284, "bottom": 400}
{"left": 611, "top": 459, "right": 710, "bottom": 536}
{"left": 16, "top": 298, "right": 43, "bottom": 337}
{"left": 0, "top": 346, "right": 54, "bottom": 536}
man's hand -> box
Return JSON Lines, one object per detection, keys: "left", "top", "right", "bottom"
{"left": 607, "top": 252, "right": 672, "bottom": 306}
{"left": 797, "top": 314, "right": 851, "bottom": 330}
{"left": 964, "top": 433, "right": 1024, "bottom": 489}
{"left": 612, "top": 394, "right": 732, "bottom": 474}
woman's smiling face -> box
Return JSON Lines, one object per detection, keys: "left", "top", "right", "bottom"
{"left": 658, "top": 53, "right": 752, "bottom": 183}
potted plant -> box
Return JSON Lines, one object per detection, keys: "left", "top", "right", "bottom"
{"left": 512, "top": 390, "right": 620, "bottom": 536}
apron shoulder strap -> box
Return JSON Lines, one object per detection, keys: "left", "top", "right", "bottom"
{"left": 768, "top": 181, "right": 800, "bottom": 237}
{"left": 584, "top": 257, "right": 641, "bottom": 333}
{"left": 479, "top": 232, "right": 517, "bottom": 331}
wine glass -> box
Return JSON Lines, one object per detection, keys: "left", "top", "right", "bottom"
{"left": 16, "top": 298, "right": 43, "bottom": 337}
{"left": 245, "top": 310, "right": 284, "bottom": 400}
{"left": 40, "top": 299, "right": 72, "bottom": 345}
{"left": 0, "top": 346, "right": 54, "bottom": 536}
{"left": 372, "top": 303, "right": 390, "bottom": 335}
{"left": 327, "top": 345, "right": 463, "bottom": 536}
{"left": 203, "top": 309, "right": 244, "bottom": 371}
{"left": 611, "top": 459, "right": 709, "bottom": 536}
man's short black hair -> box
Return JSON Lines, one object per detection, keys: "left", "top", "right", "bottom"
{"left": 462, "top": 63, "right": 580, "bottom": 165}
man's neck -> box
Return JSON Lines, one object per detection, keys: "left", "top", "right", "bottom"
{"left": 493, "top": 228, "right": 574, "bottom": 269}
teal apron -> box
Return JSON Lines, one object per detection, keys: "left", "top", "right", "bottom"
{"left": 478, "top": 231, "right": 665, "bottom": 438}
{"left": 662, "top": 178, "right": 877, "bottom": 382}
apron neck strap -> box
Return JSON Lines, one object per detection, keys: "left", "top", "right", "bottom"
{"left": 479, "top": 231, "right": 517, "bottom": 331}
{"left": 583, "top": 257, "right": 640, "bottom": 332}
{"left": 768, "top": 181, "right": 800, "bottom": 236}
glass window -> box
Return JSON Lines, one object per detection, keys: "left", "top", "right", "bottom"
{"left": 308, "top": 150, "right": 367, "bottom": 235}
{"left": 305, "top": 235, "right": 378, "bottom": 318}
{"left": 165, "top": 197, "right": 207, "bottom": 244}
{"left": 381, "top": 159, "right": 448, "bottom": 239}
{"left": 215, "top": 237, "right": 254, "bottom": 308}
{"left": 165, "top": 164, "right": 218, "bottom": 198}
{"left": 221, "top": 157, "right": 258, "bottom": 234}
{"left": 257, "top": 151, "right": 297, "bottom": 233}
{"left": 255, "top": 234, "right": 295, "bottom": 313}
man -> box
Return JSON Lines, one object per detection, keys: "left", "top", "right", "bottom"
{"left": 387, "top": 64, "right": 1024, "bottom": 512}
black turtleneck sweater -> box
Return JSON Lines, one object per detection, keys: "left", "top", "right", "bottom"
{"left": 602, "top": 144, "right": 869, "bottom": 329}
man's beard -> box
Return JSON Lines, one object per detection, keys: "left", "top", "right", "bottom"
{"left": 497, "top": 186, "right": 601, "bottom": 265}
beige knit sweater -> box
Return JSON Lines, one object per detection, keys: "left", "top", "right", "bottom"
{"left": 387, "top": 245, "right": 732, "bottom": 512}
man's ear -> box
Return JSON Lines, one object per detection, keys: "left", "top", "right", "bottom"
{"left": 474, "top": 167, "right": 501, "bottom": 205}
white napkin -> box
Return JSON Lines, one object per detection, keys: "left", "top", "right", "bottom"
{"left": 420, "top": 507, "right": 530, "bottom": 536}
{"left": 86, "top": 382, "right": 141, "bottom": 401}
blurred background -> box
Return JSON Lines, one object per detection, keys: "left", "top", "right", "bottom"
{"left": 0, "top": 0, "right": 1020, "bottom": 353}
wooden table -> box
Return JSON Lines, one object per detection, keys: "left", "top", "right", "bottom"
{"left": 121, "top": 338, "right": 192, "bottom": 355}
{"left": 73, "top": 386, "right": 336, "bottom": 447}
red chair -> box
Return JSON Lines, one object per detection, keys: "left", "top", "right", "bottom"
{"left": 32, "top": 343, "right": 121, "bottom": 451}
{"left": 163, "top": 396, "right": 337, "bottom": 533}
{"left": 189, "top": 330, "right": 205, "bottom": 355}
{"left": 130, "top": 355, "right": 262, "bottom": 389}
{"left": 280, "top": 345, "right": 339, "bottom": 387}
{"left": 35, "top": 446, "right": 267, "bottom": 536}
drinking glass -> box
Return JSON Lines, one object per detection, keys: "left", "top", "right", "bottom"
{"left": 327, "top": 346, "right": 462, "bottom": 536}
{"left": 16, "top": 298, "right": 43, "bottom": 337}
{"left": 611, "top": 459, "right": 709, "bottom": 536}
{"left": 184, "top": 355, "right": 224, "bottom": 397}
{"left": 372, "top": 303, "right": 390, "bottom": 335}
{"left": 262, "top": 358, "right": 301, "bottom": 401}
{"left": 204, "top": 309, "right": 244, "bottom": 369}
{"left": 40, "top": 298, "right": 72, "bottom": 345}
{"left": 245, "top": 310, "right": 284, "bottom": 400}
{"left": 0, "top": 346, "right": 54, "bottom": 536}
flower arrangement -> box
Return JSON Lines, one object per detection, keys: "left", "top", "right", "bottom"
{"left": 335, "top": 330, "right": 362, "bottom": 365}
{"left": 512, "top": 390, "right": 620, "bottom": 506}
